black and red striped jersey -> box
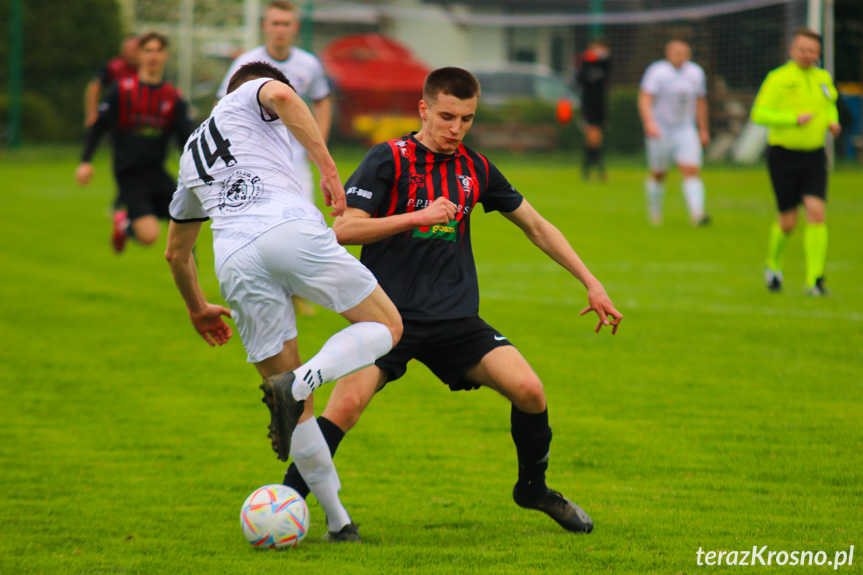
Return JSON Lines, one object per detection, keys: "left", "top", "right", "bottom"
{"left": 345, "top": 133, "right": 523, "bottom": 320}
{"left": 82, "top": 76, "right": 193, "bottom": 172}
{"left": 95, "top": 57, "right": 138, "bottom": 86}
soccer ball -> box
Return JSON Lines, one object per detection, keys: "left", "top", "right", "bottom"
{"left": 240, "top": 484, "right": 310, "bottom": 550}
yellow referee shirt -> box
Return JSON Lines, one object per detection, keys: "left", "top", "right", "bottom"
{"left": 751, "top": 60, "right": 839, "bottom": 151}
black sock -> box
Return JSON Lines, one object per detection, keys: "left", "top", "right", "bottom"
{"left": 595, "top": 146, "right": 605, "bottom": 172}
{"left": 511, "top": 406, "right": 552, "bottom": 499}
{"left": 282, "top": 416, "right": 346, "bottom": 498}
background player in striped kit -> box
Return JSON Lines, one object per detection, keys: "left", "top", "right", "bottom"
{"left": 83, "top": 35, "right": 139, "bottom": 129}
{"left": 76, "top": 32, "right": 192, "bottom": 254}
{"left": 282, "top": 67, "right": 623, "bottom": 534}
{"left": 638, "top": 40, "right": 711, "bottom": 227}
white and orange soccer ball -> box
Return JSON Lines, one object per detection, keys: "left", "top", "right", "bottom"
{"left": 240, "top": 484, "right": 310, "bottom": 550}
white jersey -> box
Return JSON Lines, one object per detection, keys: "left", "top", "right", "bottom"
{"left": 216, "top": 45, "right": 329, "bottom": 101}
{"left": 170, "top": 77, "right": 324, "bottom": 273}
{"left": 217, "top": 46, "right": 329, "bottom": 195}
{"left": 640, "top": 60, "right": 706, "bottom": 127}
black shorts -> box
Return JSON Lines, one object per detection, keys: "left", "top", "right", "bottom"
{"left": 114, "top": 165, "right": 177, "bottom": 221}
{"left": 581, "top": 105, "right": 606, "bottom": 128}
{"left": 766, "top": 146, "right": 827, "bottom": 213}
{"left": 376, "top": 316, "right": 514, "bottom": 391}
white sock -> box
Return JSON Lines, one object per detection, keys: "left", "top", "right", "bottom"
{"left": 291, "top": 321, "right": 393, "bottom": 401}
{"left": 645, "top": 177, "right": 665, "bottom": 218}
{"left": 682, "top": 176, "right": 706, "bottom": 220}
{"left": 289, "top": 419, "right": 351, "bottom": 532}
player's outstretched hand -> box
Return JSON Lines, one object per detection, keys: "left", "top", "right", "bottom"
{"left": 189, "top": 303, "right": 233, "bottom": 347}
{"left": 75, "top": 163, "right": 94, "bottom": 186}
{"left": 320, "top": 172, "right": 346, "bottom": 217}
{"left": 580, "top": 286, "right": 623, "bottom": 335}
{"left": 417, "top": 196, "right": 458, "bottom": 226}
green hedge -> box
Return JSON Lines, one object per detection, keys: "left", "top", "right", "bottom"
{"left": 0, "top": 0, "right": 122, "bottom": 144}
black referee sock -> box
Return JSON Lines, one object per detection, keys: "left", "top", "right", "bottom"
{"left": 511, "top": 406, "right": 552, "bottom": 499}
{"left": 282, "top": 416, "right": 346, "bottom": 498}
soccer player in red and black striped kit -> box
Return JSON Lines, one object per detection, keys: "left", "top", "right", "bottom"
{"left": 76, "top": 32, "right": 193, "bottom": 253}
{"left": 83, "top": 35, "right": 139, "bottom": 128}
{"left": 282, "top": 67, "right": 622, "bottom": 534}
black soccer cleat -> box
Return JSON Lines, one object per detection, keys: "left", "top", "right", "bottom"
{"left": 513, "top": 484, "right": 594, "bottom": 534}
{"left": 807, "top": 276, "right": 829, "bottom": 297}
{"left": 765, "top": 269, "right": 783, "bottom": 292}
{"left": 259, "top": 372, "right": 304, "bottom": 462}
{"left": 326, "top": 522, "right": 361, "bottom": 543}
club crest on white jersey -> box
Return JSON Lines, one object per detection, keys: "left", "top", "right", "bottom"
{"left": 219, "top": 169, "right": 264, "bottom": 213}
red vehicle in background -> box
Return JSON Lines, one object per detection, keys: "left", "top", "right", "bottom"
{"left": 320, "top": 34, "right": 430, "bottom": 145}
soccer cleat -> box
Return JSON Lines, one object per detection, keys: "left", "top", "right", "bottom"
{"left": 648, "top": 213, "right": 663, "bottom": 227}
{"left": 111, "top": 210, "right": 129, "bottom": 254}
{"left": 513, "top": 484, "right": 594, "bottom": 534}
{"left": 259, "top": 372, "right": 305, "bottom": 462}
{"left": 326, "top": 522, "right": 361, "bottom": 543}
{"left": 765, "top": 269, "right": 783, "bottom": 292}
{"left": 691, "top": 214, "right": 712, "bottom": 227}
{"left": 807, "top": 277, "right": 829, "bottom": 297}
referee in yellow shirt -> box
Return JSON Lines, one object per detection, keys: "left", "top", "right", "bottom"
{"left": 751, "top": 28, "right": 840, "bottom": 296}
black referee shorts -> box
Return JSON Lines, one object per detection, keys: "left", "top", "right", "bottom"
{"left": 376, "top": 316, "right": 514, "bottom": 392}
{"left": 766, "top": 145, "right": 827, "bottom": 213}
{"left": 114, "top": 165, "right": 177, "bottom": 221}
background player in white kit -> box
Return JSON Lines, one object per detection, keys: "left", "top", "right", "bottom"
{"left": 216, "top": 0, "right": 330, "bottom": 207}
{"left": 638, "top": 40, "right": 711, "bottom": 227}
{"left": 166, "top": 62, "right": 402, "bottom": 542}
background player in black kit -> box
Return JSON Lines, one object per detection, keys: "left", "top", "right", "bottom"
{"left": 76, "top": 32, "right": 193, "bottom": 254}
{"left": 282, "top": 67, "right": 622, "bottom": 534}
{"left": 576, "top": 38, "right": 611, "bottom": 181}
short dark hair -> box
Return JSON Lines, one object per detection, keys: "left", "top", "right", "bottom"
{"left": 138, "top": 31, "right": 168, "bottom": 49}
{"left": 423, "top": 67, "right": 481, "bottom": 103}
{"left": 794, "top": 27, "right": 822, "bottom": 44}
{"left": 227, "top": 61, "right": 293, "bottom": 95}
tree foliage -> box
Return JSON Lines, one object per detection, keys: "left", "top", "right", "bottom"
{"left": 0, "top": 0, "right": 123, "bottom": 142}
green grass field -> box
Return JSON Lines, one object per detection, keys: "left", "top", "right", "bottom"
{"left": 1, "top": 147, "right": 861, "bottom": 574}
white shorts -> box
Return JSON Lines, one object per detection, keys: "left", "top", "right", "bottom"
{"left": 646, "top": 124, "right": 702, "bottom": 172}
{"left": 217, "top": 219, "right": 378, "bottom": 363}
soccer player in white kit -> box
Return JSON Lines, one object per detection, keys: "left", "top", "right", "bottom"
{"left": 638, "top": 40, "right": 711, "bottom": 227}
{"left": 216, "top": 0, "right": 330, "bottom": 206}
{"left": 166, "top": 62, "right": 402, "bottom": 542}
{"left": 217, "top": 0, "right": 331, "bottom": 316}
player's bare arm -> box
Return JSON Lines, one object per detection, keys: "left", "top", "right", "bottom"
{"left": 638, "top": 92, "right": 660, "bottom": 138}
{"left": 697, "top": 97, "right": 711, "bottom": 146}
{"left": 165, "top": 220, "right": 232, "bottom": 346}
{"left": 333, "top": 197, "right": 457, "bottom": 246}
{"left": 502, "top": 199, "right": 622, "bottom": 334}
{"left": 257, "top": 80, "right": 345, "bottom": 216}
